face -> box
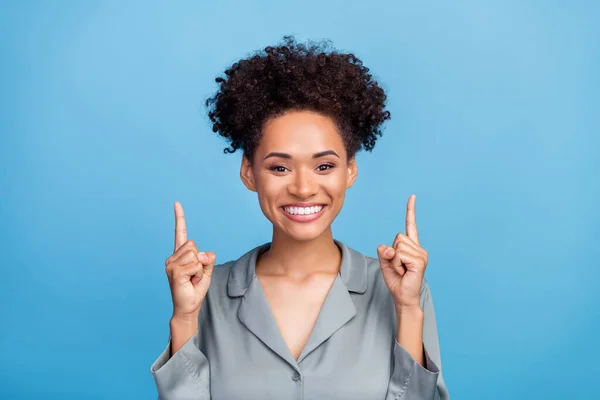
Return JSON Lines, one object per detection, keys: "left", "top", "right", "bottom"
{"left": 240, "top": 110, "right": 358, "bottom": 242}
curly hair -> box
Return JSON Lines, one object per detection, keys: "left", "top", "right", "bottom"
{"left": 205, "top": 35, "right": 391, "bottom": 162}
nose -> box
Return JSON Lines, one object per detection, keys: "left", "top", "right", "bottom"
{"left": 288, "top": 167, "right": 318, "bottom": 199}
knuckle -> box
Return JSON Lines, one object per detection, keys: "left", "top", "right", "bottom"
{"left": 172, "top": 269, "right": 181, "bottom": 280}
{"left": 186, "top": 249, "right": 197, "bottom": 258}
{"left": 173, "top": 264, "right": 190, "bottom": 277}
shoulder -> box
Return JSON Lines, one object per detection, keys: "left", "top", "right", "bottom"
{"left": 211, "top": 259, "right": 236, "bottom": 283}
{"left": 205, "top": 242, "right": 269, "bottom": 297}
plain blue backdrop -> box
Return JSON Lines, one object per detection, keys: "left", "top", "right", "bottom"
{"left": 1, "top": 1, "right": 598, "bottom": 399}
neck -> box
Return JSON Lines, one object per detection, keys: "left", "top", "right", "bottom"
{"left": 256, "top": 227, "right": 342, "bottom": 278}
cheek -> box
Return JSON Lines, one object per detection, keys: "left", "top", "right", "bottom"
{"left": 255, "top": 175, "right": 285, "bottom": 208}
{"left": 323, "top": 172, "right": 348, "bottom": 203}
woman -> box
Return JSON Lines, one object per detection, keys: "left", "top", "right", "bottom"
{"left": 151, "top": 36, "right": 450, "bottom": 400}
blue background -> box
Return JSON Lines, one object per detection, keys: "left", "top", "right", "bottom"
{"left": 1, "top": 1, "right": 598, "bottom": 399}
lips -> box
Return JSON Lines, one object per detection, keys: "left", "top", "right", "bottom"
{"left": 280, "top": 204, "right": 326, "bottom": 223}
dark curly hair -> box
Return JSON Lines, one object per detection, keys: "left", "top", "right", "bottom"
{"left": 205, "top": 35, "right": 391, "bottom": 162}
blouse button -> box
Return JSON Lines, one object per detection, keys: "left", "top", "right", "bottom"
{"left": 292, "top": 372, "right": 301, "bottom": 381}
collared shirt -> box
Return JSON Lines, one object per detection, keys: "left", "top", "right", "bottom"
{"left": 151, "top": 240, "right": 450, "bottom": 399}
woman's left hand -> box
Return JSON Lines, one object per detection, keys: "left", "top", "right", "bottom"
{"left": 377, "top": 194, "right": 428, "bottom": 311}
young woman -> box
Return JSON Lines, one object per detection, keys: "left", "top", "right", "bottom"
{"left": 151, "top": 36, "right": 450, "bottom": 400}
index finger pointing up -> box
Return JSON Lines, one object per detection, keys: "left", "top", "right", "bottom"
{"left": 174, "top": 201, "right": 187, "bottom": 252}
{"left": 405, "top": 194, "right": 420, "bottom": 246}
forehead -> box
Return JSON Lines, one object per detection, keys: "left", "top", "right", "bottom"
{"left": 257, "top": 110, "right": 345, "bottom": 156}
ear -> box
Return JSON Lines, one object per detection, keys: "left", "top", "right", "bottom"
{"left": 346, "top": 156, "right": 358, "bottom": 189}
{"left": 240, "top": 155, "right": 257, "bottom": 192}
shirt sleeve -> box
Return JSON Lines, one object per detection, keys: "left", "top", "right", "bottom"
{"left": 150, "top": 331, "right": 211, "bottom": 400}
{"left": 386, "top": 282, "right": 451, "bottom": 400}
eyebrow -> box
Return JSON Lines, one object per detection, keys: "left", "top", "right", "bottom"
{"left": 263, "top": 150, "right": 340, "bottom": 160}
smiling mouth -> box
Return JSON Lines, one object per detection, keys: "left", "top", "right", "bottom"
{"left": 281, "top": 204, "right": 325, "bottom": 215}
{"left": 280, "top": 204, "right": 327, "bottom": 222}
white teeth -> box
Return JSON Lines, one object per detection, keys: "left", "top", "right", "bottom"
{"left": 284, "top": 205, "right": 324, "bottom": 215}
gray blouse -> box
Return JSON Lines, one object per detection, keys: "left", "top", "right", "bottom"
{"left": 151, "top": 240, "right": 450, "bottom": 399}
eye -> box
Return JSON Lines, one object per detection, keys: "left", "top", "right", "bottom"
{"left": 269, "top": 165, "right": 289, "bottom": 173}
{"left": 317, "top": 164, "right": 335, "bottom": 172}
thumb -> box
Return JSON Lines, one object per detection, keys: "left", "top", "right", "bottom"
{"left": 203, "top": 252, "right": 216, "bottom": 276}
{"left": 377, "top": 244, "right": 395, "bottom": 269}
{"left": 196, "top": 251, "right": 216, "bottom": 276}
{"left": 192, "top": 252, "right": 216, "bottom": 288}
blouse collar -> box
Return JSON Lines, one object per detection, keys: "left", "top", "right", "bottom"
{"left": 226, "top": 239, "right": 368, "bottom": 297}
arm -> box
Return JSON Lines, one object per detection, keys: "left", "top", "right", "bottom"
{"left": 386, "top": 282, "right": 450, "bottom": 400}
{"left": 378, "top": 196, "right": 449, "bottom": 399}
{"left": 150, "top": 317, "right": 211, "bottom": 399}
{"left": 396, "top": 306, "right": 425, "bottom": 366}
{"left": 151, "top": 202, "right": 215, "bottom": 399}
{"left": 170, "top": 316, "right": 199, "bottom": 356}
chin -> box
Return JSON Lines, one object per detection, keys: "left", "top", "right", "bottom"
{"left": 283, "top": 226, "right": 329, "bottom": 242}
{"left": 271, "top": 217, "right": 332, "bottom": 242}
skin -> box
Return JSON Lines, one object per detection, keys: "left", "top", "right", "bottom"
{"left": 239, "top": 110, "right": 358, "bottom": 359}
{"left": 166, "top": 110, "right": 430, "bottom": 366}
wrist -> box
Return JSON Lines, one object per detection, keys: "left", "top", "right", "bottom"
{"left": 171, "top": 311, "right": 200, "bottom": 326}
{"left": 395, "top": 304, "right": 424, "bottom": 319}
{"left": 169, "top": 314, "right": 199, "bottom": 357}
{"left": 395, "top": 306, "right": 425, "bottom": 366}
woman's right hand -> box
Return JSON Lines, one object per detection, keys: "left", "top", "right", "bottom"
{"left": 165, "top": 201, "right": 216, "bottom": 320}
